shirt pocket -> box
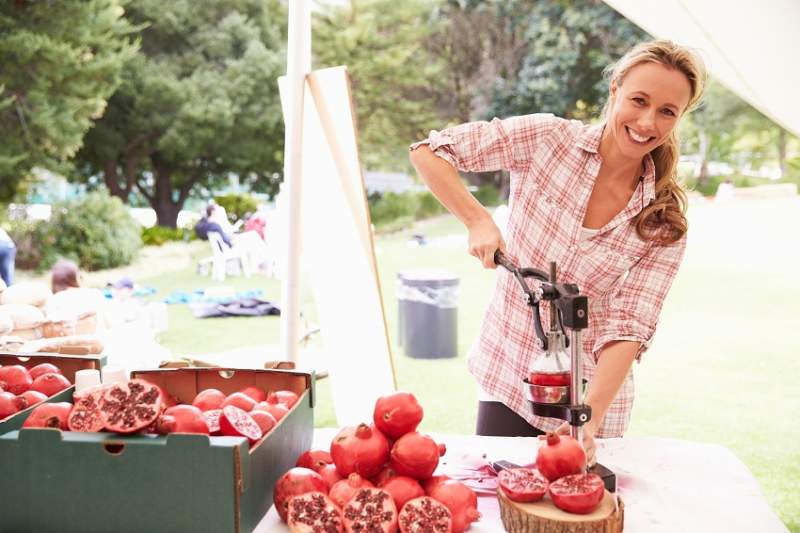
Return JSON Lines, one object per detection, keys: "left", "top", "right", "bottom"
{"left": 575, "top": 241, "right": 640, "bottom": 296}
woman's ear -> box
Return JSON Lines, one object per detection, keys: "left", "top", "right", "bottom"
{"left": 609, "top": 79, "right": 618, "bottom": 98}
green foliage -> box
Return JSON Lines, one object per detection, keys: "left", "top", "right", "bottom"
{"left": 214, "top": 193, "right": 258, "bottom": 223}
{"left": 473, "top": 184, "right": 502, "bottom": 207}
{"left": 141, "top": 225, "right": 194, "bottom": 246}
{"left": 417, "top": 191, "right": 447, "bottom": 219}
{"left": 369, "top": 190, "right": 449, "bottom": 230}
{"left": 6, "top": 218, "right": 51, "bottom": 271}
{"left": 0, "top": 0, "right": 138, "bottom": 201}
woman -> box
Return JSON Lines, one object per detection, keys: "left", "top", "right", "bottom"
{"left": 409, "top": 40, "right": 706, "bottom": 464}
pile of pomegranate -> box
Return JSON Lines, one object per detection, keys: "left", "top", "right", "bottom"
{"left": 274, "top": 391, "right": 481, "bottom": 533}
{"left": 0, "top": 363, "right": 72, "bottom": 421}
{"left": 498, "top": 432, "right": 605, "bottom": 515}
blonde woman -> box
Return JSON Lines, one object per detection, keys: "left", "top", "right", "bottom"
{"left": 410, "top": 40, "right": 707, "bottom": 464}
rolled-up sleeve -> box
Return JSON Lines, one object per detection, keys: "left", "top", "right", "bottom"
{"left": 409, "top": 113, "right": 562, "bottom": 173}
{"left": 592, "top": 234, "right": 687, "bottom": 361}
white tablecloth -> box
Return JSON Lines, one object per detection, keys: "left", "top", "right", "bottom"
{"left": 256, "top": 429, "right": 788, "bottom": 533}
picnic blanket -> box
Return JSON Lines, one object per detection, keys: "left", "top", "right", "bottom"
{"left": 188, "top": 297, "right": 280, "bottom": 319}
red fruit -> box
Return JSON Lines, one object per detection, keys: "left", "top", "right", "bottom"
{"left": 529, "top": 372, "right": 571, "bottom": 386}
{"left": 31, "top": 373, "right": 71, "bottom": 397}
{"left": 99, "top": 379, "right": 162, "bottom": 434}
{"left": 219, "top": 405, "right": 262, "bottom": 443}
{"left": 0, "top": 365, "right": 32, "bottom": 395}
{"left": 29, "top": 363, "right": 62, "bottom": 380}
{"left": 535, "top": 432, "right": 586, "bottom": 481}
{"left": 192, "top": 388, "right": 226, "bottom": 412}
{"left": 255, "top": 401, "right": 289, "bottom": 421}
{"left": 372, "top": 465, "right": 398, "bottom": 486}
{"left": 329, "top": 473, "right": 374, "bottom": 509}
{"left": 390, "top": 432, "right": 441, "bottom": 480}
{"left": 203, "top": 409, "right": 222, "bottom": 434}
{"left": 296, "top": 449, "right": 334, "bottom": 472}
{"left": 155, "top": 415, "right": 177, "bottom": 435}
{"left": 249, "top": 410, "right": 277, "bottom": 435}
{"left": 239, "top": 385, "right": 267, "bottom": 403}
{"left": 331, "top": 423, "right": 390, "bottom": 478}
{"left": 318, "top": 463, "right": 344, "bottom": 491}
{"left": 422, "top": 475, "right": 451, "bottom": 495}
{"left": 273, "top": 467, "right": 329, "bottom": 522}
{"left": 498, "top": 467, "right": 549, "bottom": 503}
{"left": 428, "top": 481, "right": 481, "bottom": 533}
{"left": 68, "top": 386, "right": 106, "bottom": 432}
{"left": 373, "top": 391, "right": 424, "bottom": 439}
{"left": 161, "top": 404, "right": 210, "bottom": 434}
{"left": 0, "top": 391, "right": 22, "bottom": 418}
{"left": 286, "top": 491, "right": 344, "bottom": 532}
{"left": 157, "top": 386, "right": 177, "bottom": 410}
{"left": 19, "top": 390, "right": 48, "bottom": 408}
{"left": 342, "top": 488, "right": 398, "bottom": 533}
{"left": 379, "top": 475, "right": 425, "bottom": 511}
{"left": 398, "top": 496, "right": 452, "bottom": 533}
{"left": 549, "top": 473, "right": 605, "bottom": 514}
{"left": 268, "top": 390, "right": 299, "bottom": 409}
{"left": 22, "top": 402, "right": 72, "bottom": 429}
{"left": 222, "top": 392, "right": 258, "bottom": 412}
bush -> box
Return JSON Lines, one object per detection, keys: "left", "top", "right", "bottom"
{"left": 214, "top": 193, "right": 258, "bottom": 223}
{"left": 473, "top": 184, "right": 502, "bottom": 207}
{"left": 141, "top": 226, "right": 195, "bottom": 246}
{"left": 416, "top": 191, "right": 446, "bottom": 219}
{"left": 7, "top": 219, "right": 51, "bottom": 271}
{"left": 369, "top": 192, "right": 420, "bottom": 227}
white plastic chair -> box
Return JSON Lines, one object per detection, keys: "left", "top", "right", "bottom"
{"left": 206, "top": 232, "right": 251, "bottom": 282}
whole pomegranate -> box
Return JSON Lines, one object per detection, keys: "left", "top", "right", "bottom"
{"left": 254, "top": 401, "right": 288, "bottom": 422}
{"left": 330, "top": 423, "right": 390, "bottom": 478}
{"left": 317, "top": 463, "right": 344, "bottom": 491}
{"left": 238, "top": 385, "right": 267, "bottom": 403}
{"left": 158, "top": 404, "right": 210, "bottom": 434}
{"left": 273, "top": 467, "right": 328, "bottom": 522}
{"left": 267, "top": 390, "right": 298, "bottom": 409}
{"left": 0, "top": 391, "right": 25, "bottom": 418}
{"left": 31, "top": 372, "right": 71, "bottom": 397}
{"left": 379, "top": 475, "right": 425, "bottom": 511}
{"left": 22, "top": 402, "right": 72, "bottom": 429}
{"left": 422, "top": 475, "right": 451, "bottom": 495}
{"left": 342, "top": 488, "right": 398, "bottom": 533}
{"left": 19, "top": 390, "right": 48, "bottom": 408}
{"left": 99, "top": 379, "right": 162, "bottom": 434}
{"left": 28, "top": 363, "right": 62, "bottom": 380}
{"left": 329, "top": 473, "right": 374, "bottom": 509}
{"left": 428, "top": 480, "right": 481, "bottom": 533}
{"left": 549, "top": 473, "right": 604, "bottom": 514}
{"left": 373, "top": 391, "right": 424, "bottom": 439}
{"left": 372, "top": 465, "right": 398, "bottom": 486}
{"left": 192, "top": 388, "right": 226, "bottom": 411}
{"left": 295, "top": 449, "right": 333, "bottom": 472}
{"left": 222, "top": 392, "right": 257, "bottom": 412}
{"left": 286, "top": 492, "right": 344, "bottom": 532}
{"left": 535, "top": 432, "right": 586, "bottom": 481}
{"left": 0, "top": 365, "right": 32, "bottom": 395}
{"left": 398, "top": 496, "right": 452, "bottom": 533}
{"left": 390, "top": 432, "right": 442, "bottom": 480}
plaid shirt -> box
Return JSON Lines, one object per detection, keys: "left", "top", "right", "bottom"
{"left": 410, "top": 114, "right": 687, "bottom": 437}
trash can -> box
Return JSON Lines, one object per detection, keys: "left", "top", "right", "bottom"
{"left": 397, "top": 270, "right": 459, "bottom": 359}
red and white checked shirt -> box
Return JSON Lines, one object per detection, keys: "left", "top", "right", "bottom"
{"left": 410, "top": 113, "right": 687, "bottom": 437}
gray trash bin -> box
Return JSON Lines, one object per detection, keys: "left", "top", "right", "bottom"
{"left": 397, "top": 270, "right": 459, "bottom": 359}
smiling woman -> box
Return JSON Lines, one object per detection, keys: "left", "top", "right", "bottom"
{"left": 409, "top": 40, "right": 707, "bottom": 463}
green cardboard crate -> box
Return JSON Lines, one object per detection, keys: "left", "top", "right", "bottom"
{"left": 0, "top": 366, "right": 315, "bottom": 533}
{"left": 0, "top": 352, "right": 105, "bottom": 434}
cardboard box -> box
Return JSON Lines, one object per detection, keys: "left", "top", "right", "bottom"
{"left": 0, "top": 352, "right": 105, "bottom": 434}
{"left": 0, "top": 367, "right": 315, "bottom": 533}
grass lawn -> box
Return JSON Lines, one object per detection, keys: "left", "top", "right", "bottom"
{"left": 22, "top": 196, "right": 798, "bottom": 530}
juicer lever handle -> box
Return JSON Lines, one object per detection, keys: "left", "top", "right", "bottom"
{"left": 493, "top": 250, "right": 517, "bottom": 272}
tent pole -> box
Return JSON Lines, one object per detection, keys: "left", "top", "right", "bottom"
{"left": 281, "top": 0, "right": 311, "bottom": 363}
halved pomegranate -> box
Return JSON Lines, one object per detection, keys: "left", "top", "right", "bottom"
{"left": 203, "top": 409, "right": 222, "bottom": 435}
{"left": 99, "top": 379, "right": 162, "bottom": 434}
{"left": 273, "top": 467, "right": 329, "bottom": 522}
{"left": 398, "top": 496, "right": 452, "bottom": 533}
{"left": 549, "top": 473, "right": 604, "bottom": 514}
{"left": 219, "top": 405, "right": 262, "bottom": 443}
{"left": 342, "top": 488, "right": 398, "bottom": 533}
{"left": 286, "top": 491, "right": 344, "bottom": 532}
{"left": 498, "top": 467, "right": 548, "bottom": 503}
{"left": 68, "top": 386, "right": 106, "bottom": 432}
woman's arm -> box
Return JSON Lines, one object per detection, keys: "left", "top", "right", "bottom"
{"left": 410, "top": 145, "right": 504, "bottom": 267}
{"left": 584, "top": 340, "right": 639, "bottom": 435}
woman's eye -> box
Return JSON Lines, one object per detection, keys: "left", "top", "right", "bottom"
{"left": 632, "top": 97, "right": 646, "bottom": 105}
{"left": 661, "top": 108, "right": 676, "bottom": 117}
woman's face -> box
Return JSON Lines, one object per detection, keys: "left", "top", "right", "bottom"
{"left": 607, "top": 62, "right": 692, "bottom": 160}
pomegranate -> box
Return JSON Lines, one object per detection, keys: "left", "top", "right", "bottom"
{"left": 19, "top": 390, "right": 48, "bottom": 407}
{"left": 239, "top": 385, "right": 267, "bottom": 403}
{"left": 157, "top": 386, "right": 178, "bottom": 410}
{"left": 398, "top": 496, "right": 452, "bottom": 533}
{"left": 222, "top": 392, "right": 257, "bottom": 412}
{"left": 296, "top": 449, "right": 334, "bottom": 472}
{"left": 390, "top": 432, "right": 441, "bottom": 480}
{"left": 0, "top": 391, "right": 24, "bottom": 418}
{"left": 318, "top": 463, "right": 344, "bottom": 491}
{"left": 535, "top": 432, "right": 586, "bottom": 481}
{"left": 549, "top": 473, "right": 605, "bottom": 514}
{"left": 329, "top": 473, "right": 374, "bottom": 509}
{"left": 273, "top": 467, "right": 329, "bottom": 522}
{"left": 203, "top": 409, "right": 222, "bottom": 434}
{"left": 422, "top": 475, "right": 451, "bottom": 495}
{"left": 427, "top": 481, "right": 481, "bottom": 533}
{"left": 498, "top": 467, "right": 549, "bottom": 503}
{"left": 192, "top": 388, "right": 226, "bottom": 411}
{"left": 267, "top": 389, "right": 299, "bottom": 409}
{"left": 22, "top": 402, "right": 72, "bottom": 429}
{"left": 68, "top": 386, "right": 106, "bottom": 432}
{"left": 342, "top": 488, "right": 398, "bottom": 533}
{"left": 254, "top": 400, "right": 289, "bottom": 421}
{"left": 28, "top": 363, "right": 62, "bottom": 380}
{"left": 286, "top": 491, "right": 344, "bottom": 532}
{"left": 249, "top": 410, "right": 277, "bottom": 435}
{"left": 99, "top": 379, "right": 162, "bottom": 434}
{"left": 159, "top": 404, "right": 210, "bottom": 434}
{"left": 529, "top": 372, "right": 571, "bottom": 386}
{"left": 372, "top": 465, "right": 398, "bottom": 486}
{"left": 331, "top": 423, "right": 390, "bottom": 478}
{"left": 373, "top": 391, "right": 424, "bottom": 439}
{"left": 219, "top": 405, "right": 262, "bottom": 443}
{"left": 379, "top": 475, "right": 425, "bottom": 511}
{"left": 0, "top": 365, "right": 32, "bottom": 395}
{"left": 31, "top": 372, "right": 71, "bottom": 397}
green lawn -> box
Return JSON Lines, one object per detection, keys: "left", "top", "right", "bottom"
{"left": 25, "top": 196, "right": 796, "bottom": 530}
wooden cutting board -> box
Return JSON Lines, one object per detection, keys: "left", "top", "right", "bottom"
{"left": 497, "top": 488, "right": 624, "bottom": 532}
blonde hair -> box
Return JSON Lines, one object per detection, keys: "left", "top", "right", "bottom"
{"left": 602, "top": 40, "right": 707, "bottom": 244}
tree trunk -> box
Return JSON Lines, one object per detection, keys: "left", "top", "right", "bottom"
{"left": 777, "top": 127, "right": 787, "bottom": 179}
{"left": 103, "top": 160, "right": 129, "bottom": 202}
{"left": 697, "top": 129, "right": 710, "bottom": 188}
{"left": 150, "top": 157, "right": 180, "bottom": 228}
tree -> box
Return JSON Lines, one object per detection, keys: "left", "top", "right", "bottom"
{"left": 0, "top": 0, "right": 137, "bottom": 202}
{"left": 74, "top": 0, "right": 288, "bottom": 227}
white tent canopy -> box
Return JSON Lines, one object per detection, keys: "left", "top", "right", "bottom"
{"left": 603, "top": 0, "right": 800, "bottom": 137}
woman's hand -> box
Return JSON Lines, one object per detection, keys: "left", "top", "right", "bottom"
{"left": 547, "top": 421, "right": 597, "bottom": 467}
{"left": 467, "top": 216, "right": 505, "bottom": 269}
